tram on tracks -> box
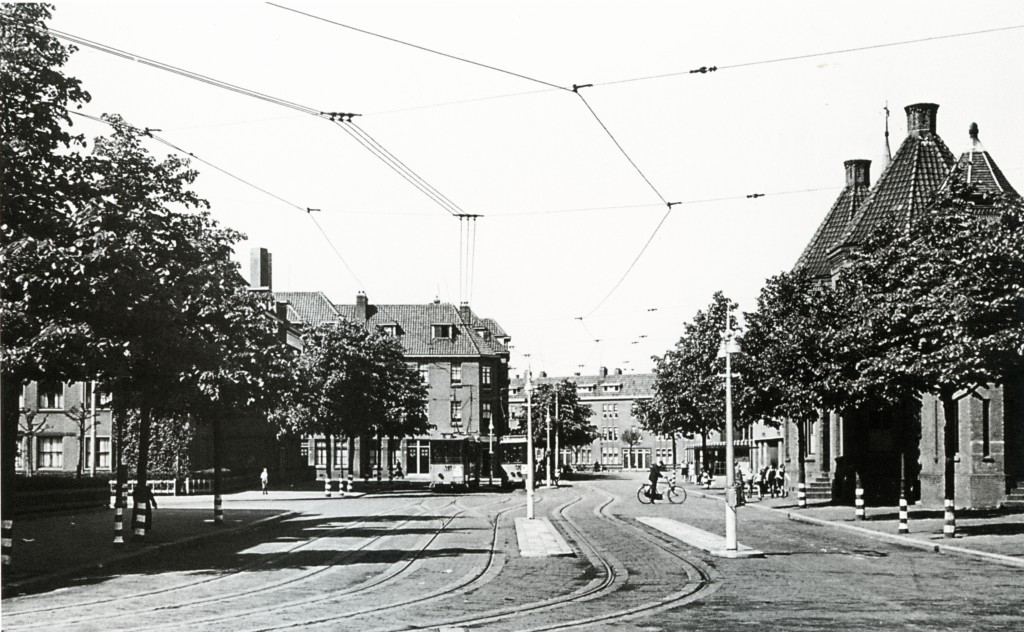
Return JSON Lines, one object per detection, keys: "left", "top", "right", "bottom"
{"left": 429, "top": 437, "right": 482, "bottom": 491}
{"left": 497, "top": 434, "right": 529, "bottom": 489}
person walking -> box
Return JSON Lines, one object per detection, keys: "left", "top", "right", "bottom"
{"left": 260, "top": 468, "right": 269, "bottom": 494}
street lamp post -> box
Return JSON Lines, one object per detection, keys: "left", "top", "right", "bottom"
{"left": 723, "top": 320, "right": 738, "bottom": 552}
{"left": 526, "top": 369, "right": 535, "bottom": 519}
{"left": 544, "top": 407, "right": 552, "bottom": 488}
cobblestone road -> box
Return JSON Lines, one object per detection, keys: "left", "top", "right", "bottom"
{"left": 3, "top": 475, "right": 1021, "bottom": 631}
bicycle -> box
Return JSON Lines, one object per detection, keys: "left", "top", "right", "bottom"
{"left": 637, "top": 475, "right": 687, "bottom": 505}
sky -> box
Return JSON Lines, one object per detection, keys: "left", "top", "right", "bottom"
{"left": 46, "top": 1, "right": 1024, "bottom": 379}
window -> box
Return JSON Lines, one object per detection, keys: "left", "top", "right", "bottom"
{"left": 314, "top": 439, "right": 327, "bottom": 466}
{"left": 482, "top": 366, "right": 492, "bottom": 387}
{"left": 380, "top": 324, "right": 398, "bottom": 337}
{"left": 603, "top": 384, "right": 622, "bottom": 393}
{"left": 431, "top": 324, "right": 454, "bottom": 339}
{"left": 84, "top": 383, "right": 113, "bottom": 409}
{"left": 38, "top": 382, "right": 64, "bottom": 410}
{"left": 19, "top": 386, "right": 25, "bottom": 410}
{"left": 37, "top": 436, "right": 63, "bottom": 469}
{"left": 482, "top": 403, "right": 492, "bottom": 430}
{"left": 419, "top": 364, "right": 430, "bottom": 384}
{"left": 451, "top": 400, "right": 462, "bottom": 428}
{"left": 85, "top": 437, "right": 111, "bottom": 469}
{"left": 451, "top": 363, "right": 462, "bottom": 384}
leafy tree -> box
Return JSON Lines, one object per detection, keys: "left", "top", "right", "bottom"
{"left": 273, "top": 320, "right": 429, "bottom": 480}
{"left": 837, "top": 175, "right": 1024, "bottom": 526}
{"left": 2, "top": 3, "right": 94, "bottom": 563}
{"left": 649, "top": 292, "right": 743, "bottom": 472}
{"left": 620, "top": 427, "right": 642, "bottom": 465}
{"left": 519, "top": 379, "right": 595, "bottom": 477}
{"left": 17, "top": 408, "right": 51, "bottom": 477}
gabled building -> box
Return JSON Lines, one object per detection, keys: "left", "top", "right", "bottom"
{"left": 790, "top": 103, "right": 1023, "bottom": 508}
{"left": 279, "top": 290, "right": 511, "bottom": 481}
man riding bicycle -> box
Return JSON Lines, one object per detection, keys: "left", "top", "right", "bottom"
{"left": 646, "top": 461, "right": 665, "bottom": 503}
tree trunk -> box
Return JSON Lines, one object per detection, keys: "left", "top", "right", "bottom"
{"left": 1, "top": 375, "right": 22, "bottom": 566}
{"left": 76, "top": 422, "right": 86, "bottom": 480}
{"left": 213, "top": 414, "right": 224, "bottom": 524}
{"left": 132, "top": 407, "right": 153, "bottom": 539}
{"left": 112, "top": 388, "right": 128, "bottom": 545}
{"left": 940, "top": 388, "right": 958, "bottom": 538}
{"left": 796, "top": 419, "right": 807, "bottom": 508}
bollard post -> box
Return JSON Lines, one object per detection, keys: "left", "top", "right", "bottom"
{"left": 797, "top": 481, "right": 807, "bottom": 508}
{"left": 854, "top": 473, "right": 865, "bottom": 520}
{"left": 214, "top": 493, "right": 223, "bottom": 525}
{"left": 3, "top": 519, "right": 14, "bottom": 564}
{"left": 133, "top": 498, "right": 146, "bottom": 538}
{"left": 898, "top": 496, "right": 909, "bottom": 535}
{"left": 348, "top": 473, "right": 354, "bottom": 496}
{"left": 943, "top": 499, "right": 956, "bottom": 538}
{"left": 324, "top": 478, "right": 332, "bottom": 498}
{"left": 113, "top": 497, "right": 124, "bottom": 545}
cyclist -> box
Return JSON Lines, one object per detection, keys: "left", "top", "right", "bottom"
{"left": 647, "top": 461, "right": 665, "bottom": 503}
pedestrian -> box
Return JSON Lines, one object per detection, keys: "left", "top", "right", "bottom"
{"left": 767, "top": 463, "right": 779, "bottom": 498}
{"left": 647, "top": 461, "right": 664, "bottom": 503}
{"left": 133, "top": 484, "right": 158, "bottom": 533}
{"left": 777, "top": 463, "right": 788, "bottom": 497}
{"left": 260, "top": 467, "right": 269, "bottom": 494}
{"left": 394, "top": 461, "right": 404, "bottom": 478}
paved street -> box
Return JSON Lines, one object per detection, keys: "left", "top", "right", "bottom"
{"left": 3, "top": 474, "right": 1023, "bottom": 631}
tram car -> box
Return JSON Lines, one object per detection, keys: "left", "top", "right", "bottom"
{"left": 498, "top": 435, "right": 530, "bottom": 489}
{"left": 429, "top": 437, "right": 481, "bottom": 491}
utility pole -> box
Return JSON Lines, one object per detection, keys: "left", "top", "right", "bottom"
{"left": 526, "top": 369, "right": 535, "bottom": 519}
{"left": 545, "top": 407, "right": 552, "bottom": 488}
{"left": 554, "top": 389, "right": 560, "bottom": 485}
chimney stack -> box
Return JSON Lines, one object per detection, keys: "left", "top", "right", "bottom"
{"left": 459, "top": 301, "right": 472, "bottom": 323}
{"left": 614, "top": 368, "right": 623, "bottom": 376}
{"left": 599, "top": 367, "right": 608, "bottom": 378}
{"left": 905, "top": 103, "right": 939, "bottom": 138}
{"left": 355, "top": 292, "right": 368, "bottom": 321}
{"left": 250, "top": 248, "right": 272, "bottom": 290}
{"left": 844, "top": 159, "right": 871, "bottom": 187}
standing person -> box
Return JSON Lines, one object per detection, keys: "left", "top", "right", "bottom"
{"left": 778, "top": 463, "right": 788, "bottom": 497}
{"left": 260, "top": 468, "right": 269, "bottom": 495}
{"left": 767, "top": 463, "right": 779, "bottom": 498}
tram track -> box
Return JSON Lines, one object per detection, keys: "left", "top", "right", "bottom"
{"left": 1, "top": 497, "right": 438, "bottom": 630}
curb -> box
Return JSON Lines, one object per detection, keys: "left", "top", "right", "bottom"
{"left": 687, "top": 487, "right": 1024, "bottom": 570}
{"left": 2, "top": 510, "right": 297, "bottom": 597}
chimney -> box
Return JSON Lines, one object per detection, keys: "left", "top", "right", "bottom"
{"left": 844, "top": 159, "right": 871, "bottom": 187}
{"left": 250, "top": 248, "right": 272, "bottom": 290}
{"left": 968, "top": 122, "right": 984, "bottom": 152}
{"left": 614, "top": 368, "right": 623, "bottom": 376}
{"left": 599, "top": 367, "right": 608, "bottom": 378}
{"left": 905, "top": 103, "right": 939, "bottom": 138}
{"left": 459, "top": 301, "right": 472, "bottom": 323}
{"left": 355, "top": 292, "right": 368, "bottom": 321}
{"left": 539, "top": 371, "right": 547, "bottom": 378}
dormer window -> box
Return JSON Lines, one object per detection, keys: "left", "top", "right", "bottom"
{"left": 380, "top": 324, "right": 399, "bottom": 337}
{"left": 603, "top": 384, "right": 622, "bottom": 393}
{"left": 475, "top": 327, "right": 491, "bottom": 340}
{"left": 431, "top": 324, "right": 454, "bottom": 340}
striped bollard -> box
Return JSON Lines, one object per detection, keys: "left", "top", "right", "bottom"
{"left": 113, "top": 504, "right": 124, "bottom": 545}
{"left": 854, "top": 474, "right": 865, "bottom": 520}
{"left": 348, "top": 473, "right": 354, "bottom": 495}
{"left": 133, "top": 500, "right": 146, "bottom": 538}
{"left": 324, "top": 478, "right": 332, "bottom": 498}
{"left": 2, "top": 519, "right": 13, "bottom": 564}
{"left": 898, "top": 496, "right": 909, "bottom": 535}
{"left": 376, "top": 466, "right": 382, "bottom": 485}
{"left": 943, "top": 499, "right": 956, "bottom": 538}
{"left": 214, "top": 494, "right": 223, "bottom": 525}
{"left": 797, "top": 482, "right": 807, "bottom": 508}
{"left": 110, "top": 484, "right": 117, "bottom": 509}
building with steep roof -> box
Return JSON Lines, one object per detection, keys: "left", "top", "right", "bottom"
{"left": 508, "top": 368, "right": 668, "bottom": 472}
{"left": 280, "top": 289, "right": 511, "bottom": 482}
{"left": 788, "top": 103, "right": 1023, "bottom": 509}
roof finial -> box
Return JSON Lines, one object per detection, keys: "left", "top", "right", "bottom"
{"left": 881, "top": 101, "right": 892, "bottom": 169}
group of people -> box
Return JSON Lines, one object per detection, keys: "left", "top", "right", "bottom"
{"left": 746, "top": 463, "right": 787, "bottom": 499}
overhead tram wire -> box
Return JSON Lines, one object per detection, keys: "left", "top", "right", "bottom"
{"left": 595, "top": 23, "right": 1024, "bottom": 87}
{"left": 68, "top": 111, "right": 368, "bottom": 290}
{"left": 266, "top": 2, "right": 572, "bottom": 93}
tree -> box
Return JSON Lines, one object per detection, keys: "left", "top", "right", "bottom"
{"left": 2, "top": 3, "right": 94, "bottom": 564}
{"left": 837, "top": 175, "right": 1024, "bottom": 532}
{"left": 17, "top": 408, "right": 51, "bottom": 477}
{"left": 620, "top": 427, "right": 642, "bottom": 467}
{"left": 273, "top": 320, "right": 429, "bottom": 481}
{"left": 519, "top": 379, "right": 595, "bottom": 476}
{"left": 62, "top": 402, "right": 95, "bottom": 479}
{"left": 649, "top": 292, "right": 743, "bottom": 473}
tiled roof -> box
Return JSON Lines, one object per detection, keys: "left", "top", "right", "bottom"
{"left": 793, "top": 178, "right": 870, "bottom": 279}
{"left": 479, "top": 318, "right": 508, "bottom": 338}
{"left": 508, "top": 372, "right": 655, "bottom": 401}
{"left": 272, "top": 291, "right": 341, "bottom": 326}
{"left": 943, "top": 127, "right": 1019, "bottom": 198}
{"left": 835, "top": 130, "right": 956, "bottom": 250}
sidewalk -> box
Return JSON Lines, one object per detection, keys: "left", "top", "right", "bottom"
{"left": 687, "top": 483, "right": 1024, "bottom": 568}
{"left": 1, "top": 494, "right": 293, "bottom": 598}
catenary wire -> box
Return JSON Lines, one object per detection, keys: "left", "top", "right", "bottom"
{"left": 265, "top": 2, "right": 571, "bottom": 93}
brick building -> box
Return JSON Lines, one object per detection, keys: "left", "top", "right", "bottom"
{"left": 508, "top": 368, "right": 671, "bottom": 471}
{"left": 278, "top": 290, "right": 512, "bottom": 482}
{"left": 790, "top": 103, "right": 1023, "bottom": 508}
